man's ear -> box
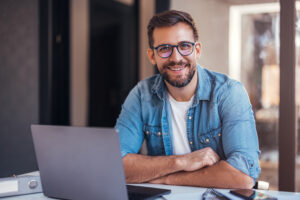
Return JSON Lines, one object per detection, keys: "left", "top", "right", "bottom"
{"left": 195, "top": 42, "right": 202, "bottom": 59}
{"left": 147, "top": 48, "right": 156, "bottom": 65}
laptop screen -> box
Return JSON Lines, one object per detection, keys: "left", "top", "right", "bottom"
{"left": 31, "top": 125, "right": 128, "bottom": 200}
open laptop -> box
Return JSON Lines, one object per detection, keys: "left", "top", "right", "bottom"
{"left": 31, "top": 125, "right": 171, "bottom": 200}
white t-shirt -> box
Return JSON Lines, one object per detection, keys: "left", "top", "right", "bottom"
{"left": 168, "top": 93, "right": 194, "bottom": 155}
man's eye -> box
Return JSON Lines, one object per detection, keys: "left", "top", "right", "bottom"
{"left": 179, "top": 43, "right": 192, "bottom": 49}
{"left": 158, "top": 46, "right": 171, "bottom": 52}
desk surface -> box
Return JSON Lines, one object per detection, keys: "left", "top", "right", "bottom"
{"left": 1, "top": 183, "right": 300, "bottom": 200}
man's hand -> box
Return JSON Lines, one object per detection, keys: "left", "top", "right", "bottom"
{"left": 147, "top": 147, "right": 220, "bottom": 185}
{"left": 175, "top": 147, "right": 220, "bottom": 171}
{"left": 148, "top": 160, "right": 254, "bottom": 189}
{"left": 123, "top": 147, "right": 219, "bottom": 183}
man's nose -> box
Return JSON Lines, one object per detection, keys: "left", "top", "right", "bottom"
{"left": 169, "top": 46, "right": 183, "bottom": 61}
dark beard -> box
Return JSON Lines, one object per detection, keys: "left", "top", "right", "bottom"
{"left": 160, "top": 61, "right": 196, "bottom": 88}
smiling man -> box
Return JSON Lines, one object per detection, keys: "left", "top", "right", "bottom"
{"left": 115, "top": 10, "right": 261, "bottom": 188}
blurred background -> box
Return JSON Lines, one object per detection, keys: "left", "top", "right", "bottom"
{"left": 1, "top": 0, "right": 299, "bottom": 192}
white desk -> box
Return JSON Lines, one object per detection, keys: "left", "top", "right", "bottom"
{"left": 1, "top": 183, "right": 300, "bottom": 200}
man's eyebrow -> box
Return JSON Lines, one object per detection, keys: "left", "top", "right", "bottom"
{"left": 178, "top": 40, "right": 194, "bottom": 43}
{"left": 156, "top": 41, "right": 194, "bottom": 46}
{"left": 157, "top": 43, "right": 170, "bottom": 46}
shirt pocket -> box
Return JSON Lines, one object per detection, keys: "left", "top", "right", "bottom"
{"left": 143, "top": 125, "right": 165, "bottom": 156}
{"left": 198, "top": 126, "right": 225, "bottom": 159}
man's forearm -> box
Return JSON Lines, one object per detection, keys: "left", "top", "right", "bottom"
{"left": 123, "top": 153, "right": 181, "bottom": 183}
{"left": 150, "top": 160, "right": 254, "bottom": 189}
{"left": 123, "top": 147, "right": 219, "bottom": 183}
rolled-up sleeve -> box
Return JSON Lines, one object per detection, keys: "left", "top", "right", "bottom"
{"left": 115, "top": 85, "right": 144, "bottom": 158}
{"left": 219, "top": 81, "right": 261, "bottom": 181}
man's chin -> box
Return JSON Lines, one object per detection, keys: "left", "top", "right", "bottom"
{"left": 161, "top": 65, "right": 196, "bottom": 88}
{"left": 166, "top": 79, "right": 190, "bottom": 88}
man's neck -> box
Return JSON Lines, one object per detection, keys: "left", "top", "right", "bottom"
{"left": 165, "top": 72, "right": 198, "bottom": 102}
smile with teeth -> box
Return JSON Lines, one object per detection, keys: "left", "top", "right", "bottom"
{"left": 168, "top": 66, "right": 185, "bottom": 71}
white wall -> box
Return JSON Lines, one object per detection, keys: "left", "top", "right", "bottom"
{"left": 70, "top": 0, "right": 89, "bottom": 126}
{"left": 139, "top": 0, "right": 155, "bottom": 80}
{"left": 170, "top": 0, "right": 279, "bottom": 75}
{"left": 171, "top": 0, "right": 230, "bottom": 74}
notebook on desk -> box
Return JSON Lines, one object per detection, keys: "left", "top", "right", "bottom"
{"left": 31, "top": 125, "right": 170, "bottom": 200}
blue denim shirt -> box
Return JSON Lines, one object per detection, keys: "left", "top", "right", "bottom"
{"left": 115, "top": 65, "right": 261, "bottom": 181}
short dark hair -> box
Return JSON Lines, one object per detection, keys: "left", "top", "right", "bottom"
{"left": 147, "top": 10, "right": 199, "bottom": 48}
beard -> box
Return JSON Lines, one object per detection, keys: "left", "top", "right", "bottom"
{"left": 158, "top": 60, "right": 196, "bottom": 88}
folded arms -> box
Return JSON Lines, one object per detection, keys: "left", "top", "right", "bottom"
{"left": 123, "top": 147, "right": 254, "bottom": 189}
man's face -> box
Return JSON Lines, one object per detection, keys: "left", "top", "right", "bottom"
{"left": 148, "top": 22, "right": 201, "bottom": 88}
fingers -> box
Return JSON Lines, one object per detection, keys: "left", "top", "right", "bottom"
{"left": 206, "top": 148, "right": 220, "bottom": 163}
{"left": 181, "top": 147, "right": 220, "bottom": 171}
{"left": 200, "top": 147, "right": 220, "bottom": 166}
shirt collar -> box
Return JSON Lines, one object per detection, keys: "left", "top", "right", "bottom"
{"left": 194, "top": 65, "right": 212, "bottom": 101}
{"left": 151, "top": 73, "right": 166, "bottom": 100}
{"left": 151, "top": 65, "right": 212, "bottom": 102}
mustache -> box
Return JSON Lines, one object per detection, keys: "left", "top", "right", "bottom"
{"left": 162, "top": 60, "right": 190, "bottom": 69}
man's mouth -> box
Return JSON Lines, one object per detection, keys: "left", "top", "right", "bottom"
{"left": 167, "top": 65, "right": 186, "bottom": 71}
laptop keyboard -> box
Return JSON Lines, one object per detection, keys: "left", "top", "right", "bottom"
{"left": 126, "top": 185, "right": 171, "bottom": 200}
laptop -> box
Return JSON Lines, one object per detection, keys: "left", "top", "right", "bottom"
{"left": 31, "top": 125, "right": 171, "bottom": 200}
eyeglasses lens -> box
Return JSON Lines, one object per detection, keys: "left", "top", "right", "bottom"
{"left": 178, "top": 43, "right": 193, "bottom": 55}
{"left": 157, "top": 43, "right": 194, "bottom": 58}
{"left": 158, "top": 46, "right": 172, "bottom": 58}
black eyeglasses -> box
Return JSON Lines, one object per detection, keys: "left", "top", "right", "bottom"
{"left": 152, "top": 42, "right": 196, "bottom": 58}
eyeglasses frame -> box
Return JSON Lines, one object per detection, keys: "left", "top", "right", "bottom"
{"left": 152, "top": 41, "right": 197, "bottom": 58}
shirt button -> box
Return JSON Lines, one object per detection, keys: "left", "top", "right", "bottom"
{"left": 188, "top": 116, "right": 192, "bottom": 120}
{"left": 218, "top": 133, "right": 221, "bottom": 137}
{"left": 157, "top": 132, "right": 161, "bottom": 136}
{"left": 205, "top": 138, "right": 210, "bottom": 143}
{"left": 189, "top": 141, "right": 193, "bottom": 145}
